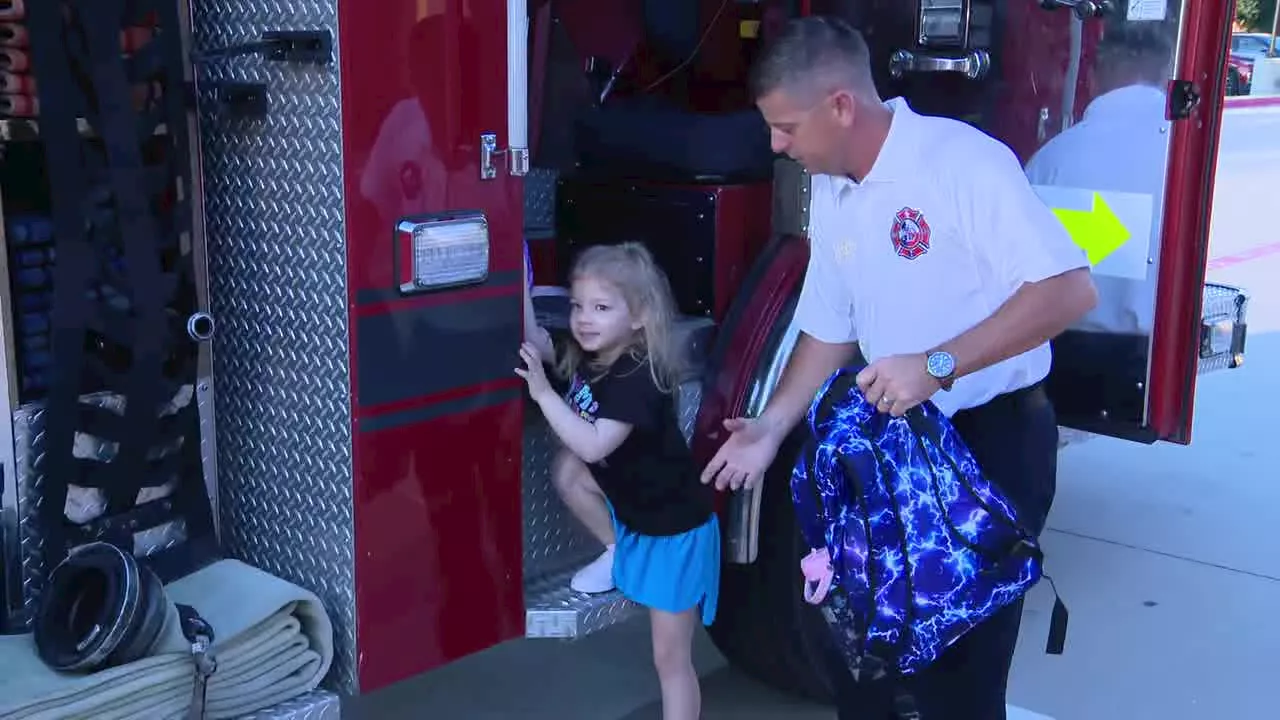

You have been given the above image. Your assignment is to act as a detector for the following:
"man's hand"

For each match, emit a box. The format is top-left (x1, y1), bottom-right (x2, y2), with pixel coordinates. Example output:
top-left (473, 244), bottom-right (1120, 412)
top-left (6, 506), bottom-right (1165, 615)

top-left (856, 353), bottom-right (939, 417)
top-left (700, 417), bottom-right (784, 492)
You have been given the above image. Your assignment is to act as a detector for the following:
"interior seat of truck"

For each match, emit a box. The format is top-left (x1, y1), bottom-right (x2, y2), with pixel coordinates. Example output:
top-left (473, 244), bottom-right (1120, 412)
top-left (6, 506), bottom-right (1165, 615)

top-left (523, 0), bottom-right (781, 437)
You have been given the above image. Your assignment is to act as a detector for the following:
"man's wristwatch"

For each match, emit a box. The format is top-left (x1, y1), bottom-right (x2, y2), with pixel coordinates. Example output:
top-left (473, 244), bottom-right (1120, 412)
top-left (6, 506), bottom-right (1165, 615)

top-left (926, 350), bottom-right (957, 391)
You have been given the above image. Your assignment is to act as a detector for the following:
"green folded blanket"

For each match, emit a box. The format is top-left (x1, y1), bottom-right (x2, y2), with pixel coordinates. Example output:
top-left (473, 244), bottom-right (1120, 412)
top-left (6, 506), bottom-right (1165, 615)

top-left (0, 559), bottom-right (334, 720)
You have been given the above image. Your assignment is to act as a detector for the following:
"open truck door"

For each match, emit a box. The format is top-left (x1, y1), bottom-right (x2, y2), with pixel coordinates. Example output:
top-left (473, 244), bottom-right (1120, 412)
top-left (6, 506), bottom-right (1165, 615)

top-left (1027, 0), bottom-right (1248, 445)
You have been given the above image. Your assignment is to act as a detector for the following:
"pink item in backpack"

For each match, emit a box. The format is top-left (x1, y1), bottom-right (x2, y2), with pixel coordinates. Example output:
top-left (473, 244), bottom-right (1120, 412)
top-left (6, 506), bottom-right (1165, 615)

top-left (801, 547), bottom-right (834, 605)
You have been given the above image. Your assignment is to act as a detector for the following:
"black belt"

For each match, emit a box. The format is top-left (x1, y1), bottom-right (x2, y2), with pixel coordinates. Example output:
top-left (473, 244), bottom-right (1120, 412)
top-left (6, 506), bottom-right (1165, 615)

top-left (955, 380), bottom-right (1050, 421)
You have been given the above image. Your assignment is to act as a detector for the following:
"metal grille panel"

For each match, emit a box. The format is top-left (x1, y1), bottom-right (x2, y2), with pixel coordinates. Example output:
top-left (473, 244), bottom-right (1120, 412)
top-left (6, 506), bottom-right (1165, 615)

top-left (190, 0), bottom-right (356, 696)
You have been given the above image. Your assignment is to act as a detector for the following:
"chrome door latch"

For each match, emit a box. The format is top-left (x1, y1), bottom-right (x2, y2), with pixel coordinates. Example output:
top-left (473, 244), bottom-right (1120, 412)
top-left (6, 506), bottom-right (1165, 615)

top-left (480, 133), bottom-right (529, 180)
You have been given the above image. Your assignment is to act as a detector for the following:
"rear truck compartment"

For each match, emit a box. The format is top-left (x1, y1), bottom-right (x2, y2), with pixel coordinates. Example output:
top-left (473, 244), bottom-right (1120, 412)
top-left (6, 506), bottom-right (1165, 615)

top-left (0, 0), bottom-right (1251, 716)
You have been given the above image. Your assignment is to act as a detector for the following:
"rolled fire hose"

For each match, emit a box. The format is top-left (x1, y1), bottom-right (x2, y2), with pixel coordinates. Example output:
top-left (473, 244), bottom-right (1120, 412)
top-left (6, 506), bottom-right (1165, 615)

top-left (32, 542), bottom-right (218, 718)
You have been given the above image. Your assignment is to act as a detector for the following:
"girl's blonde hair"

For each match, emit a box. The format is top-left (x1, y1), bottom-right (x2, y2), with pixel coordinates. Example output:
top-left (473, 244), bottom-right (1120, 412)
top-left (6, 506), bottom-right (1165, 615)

top-left (556, 242), bottom-right (685, 394)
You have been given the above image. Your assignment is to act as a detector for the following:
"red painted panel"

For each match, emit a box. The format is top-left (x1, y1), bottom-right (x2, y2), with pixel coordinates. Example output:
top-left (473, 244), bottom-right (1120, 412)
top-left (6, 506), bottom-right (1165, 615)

top-left (1148, 0), bottom-right (1232, 444)
top-left (339, 2), bottom-right (522, 296)
top-left (352, 397), bottom-right (525, 691)
top-left (694, 235), bottom-right (809, 477)
top-left (710, 181), bottom-right (774, 318)
top-left (337, 0), bottom-right (526, 692)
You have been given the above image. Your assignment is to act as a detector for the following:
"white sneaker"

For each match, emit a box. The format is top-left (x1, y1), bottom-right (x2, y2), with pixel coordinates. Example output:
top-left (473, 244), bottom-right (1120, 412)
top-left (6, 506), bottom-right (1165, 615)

top-left (570, 546), bottom-right (615, 594)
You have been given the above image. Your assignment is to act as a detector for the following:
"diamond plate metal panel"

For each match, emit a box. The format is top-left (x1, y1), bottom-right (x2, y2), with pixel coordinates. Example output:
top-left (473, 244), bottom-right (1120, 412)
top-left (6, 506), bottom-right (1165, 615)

top-left (243, 690), bottom-right (342, 720)
top-left (11, 402), bottom-right (38, 630)
top-left (525, 570), bottom-right (639, 639)
top-left (521, 416), bottom-right (599, 583)
top-left (190, 0), bottom-right (356, 697)
top-left (523, 167), bottom-right (559, 232)
top-left (13, 392), bottom-right (194, 629)
top-left (677, 381), bottom-right (701, 447)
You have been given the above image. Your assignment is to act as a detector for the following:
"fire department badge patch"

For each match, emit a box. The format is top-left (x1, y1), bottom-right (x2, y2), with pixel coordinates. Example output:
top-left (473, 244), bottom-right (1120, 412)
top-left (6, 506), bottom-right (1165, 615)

top-left (890, 207), bottom-right (931, 260)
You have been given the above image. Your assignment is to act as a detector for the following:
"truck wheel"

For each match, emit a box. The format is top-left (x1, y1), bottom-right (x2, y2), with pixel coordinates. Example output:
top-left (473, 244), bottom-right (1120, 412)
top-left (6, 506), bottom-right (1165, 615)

top-left (706, 427), bottom-right (836, 704)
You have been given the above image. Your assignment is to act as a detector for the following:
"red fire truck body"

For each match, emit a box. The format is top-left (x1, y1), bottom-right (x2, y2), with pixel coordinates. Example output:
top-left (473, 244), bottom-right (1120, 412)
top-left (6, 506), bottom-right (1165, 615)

top-left (0, 0), bottom-right (1249, 715)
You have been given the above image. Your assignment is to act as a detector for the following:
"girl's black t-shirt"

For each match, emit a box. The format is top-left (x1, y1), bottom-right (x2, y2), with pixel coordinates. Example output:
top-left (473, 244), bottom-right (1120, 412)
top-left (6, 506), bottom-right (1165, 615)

top-left (558, 354), bottom-right (714, 537)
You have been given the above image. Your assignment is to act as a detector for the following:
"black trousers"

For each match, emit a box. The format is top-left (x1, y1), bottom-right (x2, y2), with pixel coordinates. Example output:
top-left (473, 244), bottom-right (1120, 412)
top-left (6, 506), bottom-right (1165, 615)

top-left (829, 382), bottom-right (1060, 720)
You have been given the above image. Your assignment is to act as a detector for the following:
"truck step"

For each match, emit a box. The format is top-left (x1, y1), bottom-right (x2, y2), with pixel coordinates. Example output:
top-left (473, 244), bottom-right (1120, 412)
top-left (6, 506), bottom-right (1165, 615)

top-left (525, 569), bottom-right (640, 639)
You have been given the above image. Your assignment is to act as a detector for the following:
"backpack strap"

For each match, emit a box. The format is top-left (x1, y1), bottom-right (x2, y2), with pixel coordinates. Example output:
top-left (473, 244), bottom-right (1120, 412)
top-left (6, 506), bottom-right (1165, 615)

top-left (1042, 573), bottom-right (1069, 656)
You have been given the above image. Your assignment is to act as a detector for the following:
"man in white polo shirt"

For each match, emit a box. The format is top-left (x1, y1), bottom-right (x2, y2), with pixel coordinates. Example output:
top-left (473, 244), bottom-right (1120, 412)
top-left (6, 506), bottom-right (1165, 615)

top-left (700, 16), bottom-right (1098, 720)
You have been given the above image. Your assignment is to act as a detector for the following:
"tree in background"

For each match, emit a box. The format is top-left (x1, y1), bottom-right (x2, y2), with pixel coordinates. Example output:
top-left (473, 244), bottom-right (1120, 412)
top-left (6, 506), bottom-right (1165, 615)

top-left (1237, 0), bottom-right (1279, 31)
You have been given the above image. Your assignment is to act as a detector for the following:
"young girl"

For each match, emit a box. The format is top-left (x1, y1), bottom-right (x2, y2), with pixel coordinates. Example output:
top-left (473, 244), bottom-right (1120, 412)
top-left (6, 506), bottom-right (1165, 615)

top-left (516, 242), bottom-right (719, 720)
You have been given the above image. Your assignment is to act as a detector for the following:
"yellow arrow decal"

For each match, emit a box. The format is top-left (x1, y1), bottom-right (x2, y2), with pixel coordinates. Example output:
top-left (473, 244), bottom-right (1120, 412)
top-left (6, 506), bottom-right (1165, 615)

top-left (1050, 192), bottom-right (1131, 266)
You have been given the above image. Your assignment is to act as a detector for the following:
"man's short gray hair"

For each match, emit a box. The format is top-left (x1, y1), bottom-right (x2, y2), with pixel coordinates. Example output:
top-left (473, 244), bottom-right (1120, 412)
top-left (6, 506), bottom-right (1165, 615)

top-left (748, 15), bottom-right (875, 102)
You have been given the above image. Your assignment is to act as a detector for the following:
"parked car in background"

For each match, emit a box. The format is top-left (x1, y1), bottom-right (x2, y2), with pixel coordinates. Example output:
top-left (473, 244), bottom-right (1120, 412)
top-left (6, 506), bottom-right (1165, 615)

top-left (1228, 32), bottom-right (1280, 95)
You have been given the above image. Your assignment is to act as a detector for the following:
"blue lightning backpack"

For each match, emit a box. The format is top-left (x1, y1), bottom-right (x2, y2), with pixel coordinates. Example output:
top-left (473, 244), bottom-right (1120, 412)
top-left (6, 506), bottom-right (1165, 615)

top-left (791, 365), bottom-right (1067, 713)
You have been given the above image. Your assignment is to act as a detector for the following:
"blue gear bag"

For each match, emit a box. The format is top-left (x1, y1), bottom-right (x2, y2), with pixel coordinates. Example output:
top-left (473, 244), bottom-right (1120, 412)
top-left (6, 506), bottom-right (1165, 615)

top-left (791, 365), bottom-right (1067, 712)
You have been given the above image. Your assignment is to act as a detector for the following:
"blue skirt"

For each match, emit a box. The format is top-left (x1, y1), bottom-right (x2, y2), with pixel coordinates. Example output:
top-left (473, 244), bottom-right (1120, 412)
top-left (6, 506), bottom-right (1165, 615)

top-left (608, 503), bottom-right (721, 627)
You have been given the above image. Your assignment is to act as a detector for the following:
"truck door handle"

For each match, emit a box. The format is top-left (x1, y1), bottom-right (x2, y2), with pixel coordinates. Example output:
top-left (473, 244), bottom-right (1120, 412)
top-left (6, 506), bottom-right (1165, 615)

top-left (889, 49), bottom-right (991, 81)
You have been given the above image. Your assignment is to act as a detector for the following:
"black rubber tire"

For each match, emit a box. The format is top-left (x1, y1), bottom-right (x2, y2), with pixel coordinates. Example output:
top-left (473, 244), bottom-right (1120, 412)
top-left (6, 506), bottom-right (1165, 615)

top-left (706, 427), bottom-right (836, 704)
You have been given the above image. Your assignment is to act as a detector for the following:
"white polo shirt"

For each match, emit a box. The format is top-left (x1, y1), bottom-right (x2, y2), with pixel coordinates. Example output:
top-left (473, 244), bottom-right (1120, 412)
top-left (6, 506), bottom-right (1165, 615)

top-left (794, 97), bottom-right (1089, 416)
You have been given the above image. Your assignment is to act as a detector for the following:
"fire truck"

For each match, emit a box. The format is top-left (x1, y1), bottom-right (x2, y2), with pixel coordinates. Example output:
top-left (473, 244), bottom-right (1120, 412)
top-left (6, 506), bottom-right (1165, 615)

top-left (0, 0), bottom-right (1249, 716)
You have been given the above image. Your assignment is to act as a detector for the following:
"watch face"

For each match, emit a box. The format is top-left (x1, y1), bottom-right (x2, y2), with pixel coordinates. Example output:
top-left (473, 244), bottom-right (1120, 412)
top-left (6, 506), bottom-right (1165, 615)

top-left (928, 351), bottom-right (955, 379)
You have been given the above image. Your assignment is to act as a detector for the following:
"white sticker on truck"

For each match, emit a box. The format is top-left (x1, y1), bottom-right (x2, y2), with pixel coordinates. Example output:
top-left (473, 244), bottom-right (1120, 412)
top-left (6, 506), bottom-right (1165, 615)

top-left (1128, 0), bottom-right (1167, 22)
